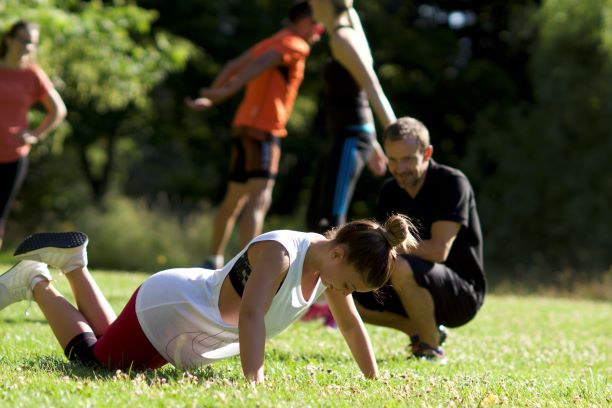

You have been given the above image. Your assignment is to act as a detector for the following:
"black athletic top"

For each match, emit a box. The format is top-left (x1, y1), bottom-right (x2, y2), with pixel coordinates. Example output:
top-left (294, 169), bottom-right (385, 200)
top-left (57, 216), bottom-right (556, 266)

top-left (378, 159), bottom-right (486, 293)
top-left (228, 252), bottom-right (284, 297)
top-left (324, 57), bottom-right (372, 132)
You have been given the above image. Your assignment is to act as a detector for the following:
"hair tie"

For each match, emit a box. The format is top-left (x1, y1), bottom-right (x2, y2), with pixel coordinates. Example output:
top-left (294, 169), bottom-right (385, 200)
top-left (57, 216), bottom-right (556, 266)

top-left (378, 226), bottom-right (393, 247)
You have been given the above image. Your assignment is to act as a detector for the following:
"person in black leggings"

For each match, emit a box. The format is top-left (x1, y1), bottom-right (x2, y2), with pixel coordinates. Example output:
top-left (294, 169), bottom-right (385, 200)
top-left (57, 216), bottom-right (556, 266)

top-left (307, 0), bottom-right (396, 233)
top-left (0, 159), bottom-right (28, 247)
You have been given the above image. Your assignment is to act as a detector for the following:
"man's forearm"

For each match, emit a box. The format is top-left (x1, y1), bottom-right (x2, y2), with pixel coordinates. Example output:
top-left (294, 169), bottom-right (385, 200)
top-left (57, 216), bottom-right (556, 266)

top-left (405, 240), bottom-right (448, 263)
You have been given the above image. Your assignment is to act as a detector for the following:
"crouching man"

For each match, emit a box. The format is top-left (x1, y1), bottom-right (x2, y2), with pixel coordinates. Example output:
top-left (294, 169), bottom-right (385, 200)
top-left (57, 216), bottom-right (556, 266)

top-left (353, 117), bottom-right (486, 360)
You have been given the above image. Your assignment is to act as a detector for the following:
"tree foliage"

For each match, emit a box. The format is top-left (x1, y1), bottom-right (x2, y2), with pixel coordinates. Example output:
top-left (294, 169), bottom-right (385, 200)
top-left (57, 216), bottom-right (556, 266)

top-left (464, 0), bottom-right (612, 270)
top-left (1, 0), bottom-right (197, 202)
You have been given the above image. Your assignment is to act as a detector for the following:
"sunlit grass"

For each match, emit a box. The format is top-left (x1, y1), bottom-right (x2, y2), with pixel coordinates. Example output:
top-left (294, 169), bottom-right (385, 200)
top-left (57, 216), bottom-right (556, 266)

top-left (0, 266), bottom-right (610, 407)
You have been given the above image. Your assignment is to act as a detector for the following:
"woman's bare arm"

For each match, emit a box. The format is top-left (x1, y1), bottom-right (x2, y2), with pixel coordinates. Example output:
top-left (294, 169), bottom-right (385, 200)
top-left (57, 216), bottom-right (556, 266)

top-left (238, 241), bottom-right (290, 383)
top-left (325, 289), bottom-right (378, 378)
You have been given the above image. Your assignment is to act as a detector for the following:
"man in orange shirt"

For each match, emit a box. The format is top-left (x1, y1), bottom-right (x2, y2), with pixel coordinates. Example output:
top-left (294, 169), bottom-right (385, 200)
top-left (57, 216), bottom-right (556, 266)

top-left (187, 2), bottom-right (322, 268)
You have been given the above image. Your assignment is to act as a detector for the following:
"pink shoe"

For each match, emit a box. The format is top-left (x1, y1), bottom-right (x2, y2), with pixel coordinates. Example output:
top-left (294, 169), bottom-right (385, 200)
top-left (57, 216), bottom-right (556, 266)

top-left (324, 313), bottom-right (337, 328)
top-left (320, 304), bottom-right (337, 329)
top-left (301, 304), bottom-right (327, 321)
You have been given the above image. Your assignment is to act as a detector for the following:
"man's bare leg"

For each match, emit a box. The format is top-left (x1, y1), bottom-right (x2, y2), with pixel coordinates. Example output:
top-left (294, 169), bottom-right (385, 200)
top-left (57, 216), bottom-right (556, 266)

top-left (209, 181), bottom-right (250, 265)
top-left (238, 178), bottom-right (274, 248)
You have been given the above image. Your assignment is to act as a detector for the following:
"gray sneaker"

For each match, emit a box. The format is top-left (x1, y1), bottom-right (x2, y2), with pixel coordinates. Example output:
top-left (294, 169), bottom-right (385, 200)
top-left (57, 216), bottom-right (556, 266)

top-left (0, 261), bottom-right (52, 311)
top-left (14, 232), bottom-right (88, 274)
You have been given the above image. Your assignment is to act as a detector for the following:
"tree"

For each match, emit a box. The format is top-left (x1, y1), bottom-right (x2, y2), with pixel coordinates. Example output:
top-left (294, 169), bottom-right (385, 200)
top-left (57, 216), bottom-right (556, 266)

top-left (463, 0), bottom-right (612, 271)
top-left (1, 0), bottom-right (196, 203)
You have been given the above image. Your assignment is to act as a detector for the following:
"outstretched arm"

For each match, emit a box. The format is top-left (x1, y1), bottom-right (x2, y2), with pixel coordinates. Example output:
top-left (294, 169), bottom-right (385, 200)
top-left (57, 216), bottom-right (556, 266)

top-left (325, 289), bottom-right (378, 379)
top-left (187, 49), bottom-right (283, 110)
top-left (210, 49), bottom-right (254, 89)
top-left (186, 51), bottom-right (251, 111)
top-left (238, 241), bottom-right (290, 383)
top-left (203, 50), bottom-right (283, 105)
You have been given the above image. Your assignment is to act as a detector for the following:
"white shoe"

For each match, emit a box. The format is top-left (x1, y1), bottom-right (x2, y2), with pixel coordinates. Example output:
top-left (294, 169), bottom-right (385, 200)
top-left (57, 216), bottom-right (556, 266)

top-left (0, 261), bottom-right (52, 311)
top-left (13, 232), bottom-right (89, 274)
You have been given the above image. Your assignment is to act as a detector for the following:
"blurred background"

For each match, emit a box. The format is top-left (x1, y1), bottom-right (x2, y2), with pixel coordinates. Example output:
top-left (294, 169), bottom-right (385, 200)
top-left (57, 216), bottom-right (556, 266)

top-left (1, 0), bottom-right (610, 294)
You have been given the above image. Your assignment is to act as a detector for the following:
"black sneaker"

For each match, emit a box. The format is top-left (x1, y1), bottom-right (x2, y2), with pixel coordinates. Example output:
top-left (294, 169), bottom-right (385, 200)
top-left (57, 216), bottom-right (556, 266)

top-left (409, 326), bottom-right (448, 357)
top-left (413, 342), bottom-right (446, 363)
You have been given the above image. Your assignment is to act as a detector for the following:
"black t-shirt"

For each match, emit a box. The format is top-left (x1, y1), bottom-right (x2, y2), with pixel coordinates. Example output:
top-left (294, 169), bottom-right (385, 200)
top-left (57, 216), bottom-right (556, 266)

top-left (378, 159), bottom-right (486, 292)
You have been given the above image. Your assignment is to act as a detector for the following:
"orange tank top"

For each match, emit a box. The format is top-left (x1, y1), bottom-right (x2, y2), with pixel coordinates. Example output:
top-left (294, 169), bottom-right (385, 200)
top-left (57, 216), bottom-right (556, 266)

top-left (232, 28), bottom-right (310, 138)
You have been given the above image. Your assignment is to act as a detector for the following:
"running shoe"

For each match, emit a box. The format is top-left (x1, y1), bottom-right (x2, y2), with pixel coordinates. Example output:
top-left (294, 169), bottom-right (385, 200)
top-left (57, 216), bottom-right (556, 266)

top-left (412, 341), bottom-right (446, 362)
top-left (14, 231), bottom-right (88, 274)
top-left (0, 261), bottom-right (51, 311)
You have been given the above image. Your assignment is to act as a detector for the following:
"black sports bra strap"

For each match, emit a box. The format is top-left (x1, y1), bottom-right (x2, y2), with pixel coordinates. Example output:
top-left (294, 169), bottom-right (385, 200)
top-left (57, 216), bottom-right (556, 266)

top-left (228, 253), bottom-right (251, 297)
top-left (228, 252), bottom-right (286, 298)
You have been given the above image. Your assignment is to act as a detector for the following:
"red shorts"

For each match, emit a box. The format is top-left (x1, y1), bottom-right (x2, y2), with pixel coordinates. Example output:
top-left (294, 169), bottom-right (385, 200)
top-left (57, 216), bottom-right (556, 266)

top-left (93, 287), bottom-right (167, 370)
top-left (228, 126), bottom-right (280, 182)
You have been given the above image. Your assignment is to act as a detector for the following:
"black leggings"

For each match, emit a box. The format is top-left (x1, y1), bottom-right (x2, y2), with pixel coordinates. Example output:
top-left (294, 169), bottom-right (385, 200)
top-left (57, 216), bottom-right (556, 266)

top-left (0, 157), bottom-right (28, 236)
top-left (306, 129), bottom-right (373, 233)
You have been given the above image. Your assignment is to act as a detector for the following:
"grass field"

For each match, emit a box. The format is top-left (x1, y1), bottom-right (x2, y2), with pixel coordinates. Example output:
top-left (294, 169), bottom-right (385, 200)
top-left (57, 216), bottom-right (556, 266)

top-left (0, 266), bottom-right (610, 407)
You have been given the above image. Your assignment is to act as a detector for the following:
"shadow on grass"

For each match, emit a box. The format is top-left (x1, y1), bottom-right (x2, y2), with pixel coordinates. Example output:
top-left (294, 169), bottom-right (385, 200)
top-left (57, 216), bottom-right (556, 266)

top-left (18, 355), bottom-right (241, 384)
top-left (1, 317), bottom-right (48, 324)
top-left (17, 349), bottom-right (363, 384)
top-left (11, 348), bottom-right (427, 388)
top-left (266, 349), bottom-right (355, 365)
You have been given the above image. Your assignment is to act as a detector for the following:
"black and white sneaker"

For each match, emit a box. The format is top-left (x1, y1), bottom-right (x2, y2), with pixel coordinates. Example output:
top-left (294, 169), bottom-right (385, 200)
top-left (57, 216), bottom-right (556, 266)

top-left (412, 342), bottom-right (447, 363)
top-left (14, 232), bottom-right (89, 274)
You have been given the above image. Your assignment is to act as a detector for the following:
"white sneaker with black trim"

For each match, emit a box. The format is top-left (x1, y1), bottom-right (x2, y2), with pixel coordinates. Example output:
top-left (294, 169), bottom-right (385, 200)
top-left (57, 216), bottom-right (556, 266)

top-left (0, 261), bottom-right (52, 311)
top-left (13, 232), bottom-right (89, 274)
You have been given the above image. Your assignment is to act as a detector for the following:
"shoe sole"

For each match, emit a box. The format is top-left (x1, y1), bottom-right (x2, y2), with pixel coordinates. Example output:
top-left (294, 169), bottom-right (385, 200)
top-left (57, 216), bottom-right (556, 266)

top-left (13, 232), bottom-right (88, 258)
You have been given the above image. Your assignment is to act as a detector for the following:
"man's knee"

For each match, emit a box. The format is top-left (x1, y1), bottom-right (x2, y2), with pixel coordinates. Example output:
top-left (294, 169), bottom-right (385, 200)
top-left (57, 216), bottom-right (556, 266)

top-left (217, 181), bottom-right (248, 209)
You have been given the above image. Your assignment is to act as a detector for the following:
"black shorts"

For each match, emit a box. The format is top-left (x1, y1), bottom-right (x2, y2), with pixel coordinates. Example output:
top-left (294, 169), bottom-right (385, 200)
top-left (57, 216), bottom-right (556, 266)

top-left (353, 255), bottom-right (484, 328)
top-left (228, 127), bottom-right (280, 183)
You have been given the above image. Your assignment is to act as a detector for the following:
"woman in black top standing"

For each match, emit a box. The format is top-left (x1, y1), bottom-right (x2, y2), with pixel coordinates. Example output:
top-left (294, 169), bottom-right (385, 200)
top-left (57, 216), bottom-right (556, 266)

top-left (306, 0), bottom-right (396, 233)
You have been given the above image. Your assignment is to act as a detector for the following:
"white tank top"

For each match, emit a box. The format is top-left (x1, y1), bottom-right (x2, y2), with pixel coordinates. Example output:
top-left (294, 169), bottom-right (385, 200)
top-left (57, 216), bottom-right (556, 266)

top-left (135, 230), bottom-right (326, 368)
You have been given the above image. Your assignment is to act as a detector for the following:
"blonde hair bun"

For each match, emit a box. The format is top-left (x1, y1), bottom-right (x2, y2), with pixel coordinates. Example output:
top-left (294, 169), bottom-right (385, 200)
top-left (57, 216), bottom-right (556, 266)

top-left (382, 214), bottom-right (418, 250)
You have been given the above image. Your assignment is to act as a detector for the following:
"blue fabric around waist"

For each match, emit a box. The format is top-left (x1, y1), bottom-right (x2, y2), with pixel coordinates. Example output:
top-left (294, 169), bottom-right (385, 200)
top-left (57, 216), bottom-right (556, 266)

top-left (345, 123), bottom-right (375, 133)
